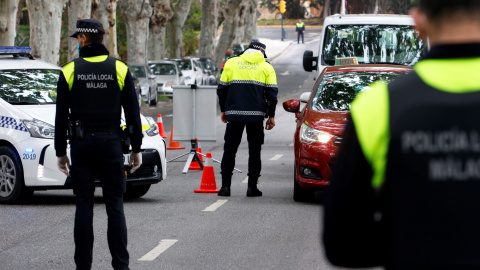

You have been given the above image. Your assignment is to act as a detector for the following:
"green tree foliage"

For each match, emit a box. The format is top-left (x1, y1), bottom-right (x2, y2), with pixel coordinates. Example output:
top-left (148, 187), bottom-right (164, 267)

top-left (181, 0), bottom-right (201, 56)
top-left (286, 0), bottom-right (303, 18)
top-left (116, 8), bottom-right (128, 61)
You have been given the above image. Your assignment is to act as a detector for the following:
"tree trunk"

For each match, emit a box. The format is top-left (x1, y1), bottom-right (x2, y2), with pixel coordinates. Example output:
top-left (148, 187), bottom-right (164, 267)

top-left (166, 0), bottom-right (194, 58)
top-left (92, 0), bottom-right (119, 58)
top-left (68, 0), bottom-right (92, 61)
top-left (233, 1), bottom-right (247, 45)
top-left (198, 0), bottom-right (217, 58)
top-left (26, 0), bottom-right (65, 65)
top-left (213, 0), bottom-right (242, 69)
top-left (0, 0), bottom-right (20, 46)
top-left (148, 0), bottom-right (172, 60)
top-left (322, 0), bottom-right (330, 19)
top-left (118, 0), bottom-right (152, 65)
top-left (243, 0), bottom-right (257, 43)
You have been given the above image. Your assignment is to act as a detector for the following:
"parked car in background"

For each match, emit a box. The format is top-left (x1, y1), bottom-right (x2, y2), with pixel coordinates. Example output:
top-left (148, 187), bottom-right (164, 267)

top-left (283, 62), bottom-right (412, 202)
top-left (131, 72), bottom-right (142, 107)
top-left (129, 63), bottom-right (158, 106)
top-left (231, 43), bottom-right (247, 56)
top-left (172, 58), bottom-right (204, 85)
top-left (148, 60), bottom-right (183, 98)
top-left (221, 50), bottom-right (234, 73)
top-left (193, 57), bottom-right (218, 85)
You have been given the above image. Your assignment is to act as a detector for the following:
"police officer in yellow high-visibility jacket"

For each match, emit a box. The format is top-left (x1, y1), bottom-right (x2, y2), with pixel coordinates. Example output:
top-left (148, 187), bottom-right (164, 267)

top-left (323, 0), bottom-right (480, 269)
top-left (55, 19), bottom-right (142, 270)
top-left (296, 19), bottom-right (305, 44)
top-left (217, 41), bottom-right (278, 197)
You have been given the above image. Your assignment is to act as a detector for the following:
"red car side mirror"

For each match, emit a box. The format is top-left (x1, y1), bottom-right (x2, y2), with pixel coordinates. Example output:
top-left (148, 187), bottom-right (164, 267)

top-left (283, 99), bottom-right (301, 113)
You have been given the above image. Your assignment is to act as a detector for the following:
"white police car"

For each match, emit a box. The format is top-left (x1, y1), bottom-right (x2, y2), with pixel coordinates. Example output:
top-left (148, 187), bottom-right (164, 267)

top-left (0, 47), bottom-right (166, 204)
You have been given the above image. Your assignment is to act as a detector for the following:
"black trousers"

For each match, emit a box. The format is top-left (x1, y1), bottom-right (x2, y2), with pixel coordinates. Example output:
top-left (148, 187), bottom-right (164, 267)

top-left (70, 131), bottom-right (129, 270)
top-left (297, 31), bottom-right (304, 43)
top-left (220, 121), bottom-right (264, 187)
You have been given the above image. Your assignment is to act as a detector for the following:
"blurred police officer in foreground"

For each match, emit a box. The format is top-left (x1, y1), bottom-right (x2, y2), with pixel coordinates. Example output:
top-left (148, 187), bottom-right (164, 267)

top-left (217, 42), bottom-right (278, 197)
top-left (55, 19), bottom-right (142, 270)
top-left (323, 1), bottom-right (480, 269)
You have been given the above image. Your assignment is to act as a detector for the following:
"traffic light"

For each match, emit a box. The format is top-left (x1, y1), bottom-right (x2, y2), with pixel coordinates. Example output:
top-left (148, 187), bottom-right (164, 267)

top-left (280, 0), bottom-right (286, 14)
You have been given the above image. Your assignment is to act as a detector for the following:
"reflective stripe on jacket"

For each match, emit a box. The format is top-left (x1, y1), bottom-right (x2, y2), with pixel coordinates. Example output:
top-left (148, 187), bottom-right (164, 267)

top-left (217, 51), bottom-right (278, 122)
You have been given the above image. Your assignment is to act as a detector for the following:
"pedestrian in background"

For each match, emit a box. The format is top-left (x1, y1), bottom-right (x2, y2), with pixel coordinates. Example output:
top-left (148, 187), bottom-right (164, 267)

top-left (55, 19), bottom-right (142, 270)
top-left (217, 41), bottom-right (278, 197)
top-left (323, 0), bottom-right (480, 269)
top-left (296, 19), bottom-right (305, 44)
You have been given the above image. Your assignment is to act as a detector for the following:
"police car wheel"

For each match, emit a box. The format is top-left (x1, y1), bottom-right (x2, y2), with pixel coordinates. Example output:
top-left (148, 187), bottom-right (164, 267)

top-left (293, 163), bottom-right (314, 202)
top-left (124, 184), bottom-right (151, 199)
top-left (0, 146), bottom-right (32, 204)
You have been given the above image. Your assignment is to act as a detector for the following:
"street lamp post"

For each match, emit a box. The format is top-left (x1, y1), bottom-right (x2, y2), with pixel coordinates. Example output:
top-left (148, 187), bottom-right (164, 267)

top-left (280, 0), bottom-right (286, 41)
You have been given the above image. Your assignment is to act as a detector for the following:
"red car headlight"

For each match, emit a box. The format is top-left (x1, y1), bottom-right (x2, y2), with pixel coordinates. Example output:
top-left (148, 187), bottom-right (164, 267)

top-left (299, 122), bottom-right (334, 144)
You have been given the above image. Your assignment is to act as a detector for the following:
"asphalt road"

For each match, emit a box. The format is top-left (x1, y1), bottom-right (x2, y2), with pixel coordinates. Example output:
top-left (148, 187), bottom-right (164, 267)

top-left (0, 26), bottom-right (379, 270)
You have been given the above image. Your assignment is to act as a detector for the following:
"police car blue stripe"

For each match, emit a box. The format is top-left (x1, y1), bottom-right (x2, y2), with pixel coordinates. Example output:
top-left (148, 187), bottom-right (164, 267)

top-left (0, 116), bottom-right (28, 132)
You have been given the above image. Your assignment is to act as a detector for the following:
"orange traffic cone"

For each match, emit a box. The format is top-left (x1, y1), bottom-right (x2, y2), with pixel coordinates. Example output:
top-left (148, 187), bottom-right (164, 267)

top-left (157, 114), bottom-right (167, 138)
top-left (189, 138), bottom-right (203, 170)
top-left (188, 154), bottom-right (202, 170)
top-left (196, 139), bottom-right (204, 162)
top-left (194, 153), bottom-right (219, 193)
top-left (166, 124), bottom-right (185, 150)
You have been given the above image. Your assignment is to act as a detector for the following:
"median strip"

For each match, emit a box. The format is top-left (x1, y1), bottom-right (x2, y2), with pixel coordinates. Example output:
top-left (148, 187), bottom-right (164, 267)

top-left (270, 154), bottom-right (283, 161)
top-left (138, 239), bottom-right (178, 261)
top-left (203, 200), bottom-right (228, 212)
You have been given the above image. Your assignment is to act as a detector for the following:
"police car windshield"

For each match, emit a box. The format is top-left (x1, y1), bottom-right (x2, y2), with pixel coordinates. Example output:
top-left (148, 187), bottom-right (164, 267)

top-left (0, 69), bottom-right (60, 104)
top-left (323, 25), bottom-right (425, 66)
top-left (311, 71), bottom-right (404, 111)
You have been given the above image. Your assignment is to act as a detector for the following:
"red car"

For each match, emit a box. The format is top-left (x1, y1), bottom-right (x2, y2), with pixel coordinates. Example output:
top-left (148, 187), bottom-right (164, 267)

top-left (283, 64), bottom-right (412, 202)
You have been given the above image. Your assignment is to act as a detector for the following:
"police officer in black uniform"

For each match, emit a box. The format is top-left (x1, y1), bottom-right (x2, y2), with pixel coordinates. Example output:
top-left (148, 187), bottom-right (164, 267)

top-left (217, 42), bottom-right (278, 197)
top-left (55, 19), bottom-right (142, 270)
top-left (323, 1), bottom-right (480, 269)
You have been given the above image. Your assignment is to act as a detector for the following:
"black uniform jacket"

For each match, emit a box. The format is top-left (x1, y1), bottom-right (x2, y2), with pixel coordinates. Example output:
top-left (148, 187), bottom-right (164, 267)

top-left (55, 43), bottom-right (142, 157)
top-left (323, 43), bottom-right (480, 269)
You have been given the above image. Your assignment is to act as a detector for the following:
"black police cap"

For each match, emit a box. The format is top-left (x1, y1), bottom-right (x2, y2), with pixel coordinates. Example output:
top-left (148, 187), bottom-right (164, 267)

top-left (69, 19), bottom-right (105, 38)
top-left (248, 41), bottom-right (266, 51)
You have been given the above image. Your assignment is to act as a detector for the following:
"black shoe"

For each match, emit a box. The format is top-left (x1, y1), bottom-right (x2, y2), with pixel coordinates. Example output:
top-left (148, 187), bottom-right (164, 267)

top-left (218, 186), bottom-right (230, 196)
top-left (247, 187), bottom-right (262, 197)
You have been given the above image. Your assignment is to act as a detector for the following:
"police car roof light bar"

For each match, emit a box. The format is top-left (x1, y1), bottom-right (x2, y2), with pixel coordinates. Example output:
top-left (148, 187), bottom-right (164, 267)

top-left (0, 46), bottom-right (34, 59)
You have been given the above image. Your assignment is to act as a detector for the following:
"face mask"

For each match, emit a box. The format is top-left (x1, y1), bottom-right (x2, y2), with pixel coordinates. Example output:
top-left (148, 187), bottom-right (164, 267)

top-left (77, 44), bottom-right (80, 54)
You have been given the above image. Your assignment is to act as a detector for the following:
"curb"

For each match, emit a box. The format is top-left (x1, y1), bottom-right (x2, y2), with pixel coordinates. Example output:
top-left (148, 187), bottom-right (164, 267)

top-left (269, 41), bottom-right (295, 62)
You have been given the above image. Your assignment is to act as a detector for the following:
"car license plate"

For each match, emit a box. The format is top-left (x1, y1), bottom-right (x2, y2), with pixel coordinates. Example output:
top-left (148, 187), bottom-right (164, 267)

top-left (123, 153), bottom-right (130, 165)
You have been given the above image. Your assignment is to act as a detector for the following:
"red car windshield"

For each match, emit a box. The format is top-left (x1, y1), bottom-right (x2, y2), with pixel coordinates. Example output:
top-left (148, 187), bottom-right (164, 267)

top-left (310, 71), bottom-right (405, 111)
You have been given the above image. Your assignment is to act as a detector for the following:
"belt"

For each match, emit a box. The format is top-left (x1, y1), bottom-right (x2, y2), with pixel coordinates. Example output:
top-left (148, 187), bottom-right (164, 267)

top-left (84, 125), bottom-right (121, 133)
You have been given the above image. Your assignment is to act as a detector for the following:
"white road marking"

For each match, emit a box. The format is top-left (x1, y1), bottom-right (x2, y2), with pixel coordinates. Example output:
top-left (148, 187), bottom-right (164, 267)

top-left (242, 177), bottom-right (248, 183)
top-left (279, 71), bottom-right (290, 76)
top-left (203, 200), bottom-right (228, 212)
top-left (164, 114), bottom-right (173, 117)
top-left (138, 239), bottom-right (178, 261)
top-left (288, 143), bottom-right (294, 147)
top-left (270, 154), bottom-right (283, 161)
